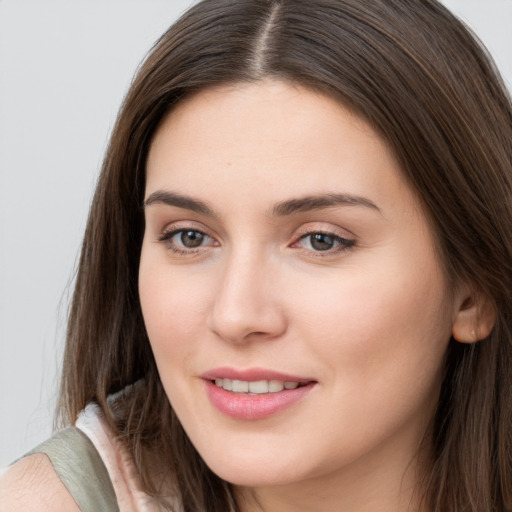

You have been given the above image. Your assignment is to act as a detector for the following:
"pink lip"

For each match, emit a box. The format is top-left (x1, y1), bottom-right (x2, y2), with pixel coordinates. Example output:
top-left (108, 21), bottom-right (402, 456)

top-left (201, 367), bottom-right (314, 383)
top-left (202, 367), bottom-right (317, 421)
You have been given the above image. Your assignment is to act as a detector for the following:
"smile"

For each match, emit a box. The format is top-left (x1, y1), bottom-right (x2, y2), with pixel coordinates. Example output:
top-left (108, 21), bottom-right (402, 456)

top-left (214, 378), bottom-right (301, 394)
top-left (203, 370), bottom-right (316, 420)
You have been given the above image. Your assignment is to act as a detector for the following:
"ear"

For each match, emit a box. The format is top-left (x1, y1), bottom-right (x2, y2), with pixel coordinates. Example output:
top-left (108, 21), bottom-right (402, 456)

top-left (451, 288), bottom-right (496, 343)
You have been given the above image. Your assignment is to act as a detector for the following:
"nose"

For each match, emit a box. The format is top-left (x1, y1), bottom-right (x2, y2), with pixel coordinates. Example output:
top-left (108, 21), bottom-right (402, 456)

top-left (207, 249), bottom-right (287, 344)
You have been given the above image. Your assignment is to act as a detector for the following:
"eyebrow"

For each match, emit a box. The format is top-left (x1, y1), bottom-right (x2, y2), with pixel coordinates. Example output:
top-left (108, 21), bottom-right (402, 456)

top-left (144, 190), bottom-right (217, 217)
top-left (144, 190), bottom-right (380, 217)
top-left (271, 193), bottom-right (380, 216)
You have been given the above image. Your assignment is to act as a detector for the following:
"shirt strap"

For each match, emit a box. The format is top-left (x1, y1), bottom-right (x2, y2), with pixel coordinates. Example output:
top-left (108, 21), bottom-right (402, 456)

top-left (25, 427), bottom-right (119, 512)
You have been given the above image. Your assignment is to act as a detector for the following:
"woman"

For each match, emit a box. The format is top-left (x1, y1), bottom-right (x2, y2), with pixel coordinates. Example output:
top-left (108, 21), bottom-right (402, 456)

top-left (1, 0), bottom-right (512, 511)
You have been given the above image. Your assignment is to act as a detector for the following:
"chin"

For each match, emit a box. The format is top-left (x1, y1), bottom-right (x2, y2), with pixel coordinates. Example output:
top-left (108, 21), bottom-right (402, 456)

top-left (196, 443), bottom-right (316, 488)
top-left (209, 463), bottom-right (300, 488)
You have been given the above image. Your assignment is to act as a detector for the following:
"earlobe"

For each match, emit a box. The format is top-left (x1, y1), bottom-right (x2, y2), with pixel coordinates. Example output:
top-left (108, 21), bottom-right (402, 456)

top-left (451, 291), bottom-right (496, 343)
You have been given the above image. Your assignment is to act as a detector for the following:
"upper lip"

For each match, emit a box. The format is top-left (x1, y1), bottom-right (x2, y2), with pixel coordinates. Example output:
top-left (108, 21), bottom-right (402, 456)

top-left (201, 367), bottom-right (316, 383)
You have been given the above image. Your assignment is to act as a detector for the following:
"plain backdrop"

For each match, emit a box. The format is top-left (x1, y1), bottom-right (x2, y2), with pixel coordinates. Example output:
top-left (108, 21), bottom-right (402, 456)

top-left (0, 0), bottom-right (511, 466)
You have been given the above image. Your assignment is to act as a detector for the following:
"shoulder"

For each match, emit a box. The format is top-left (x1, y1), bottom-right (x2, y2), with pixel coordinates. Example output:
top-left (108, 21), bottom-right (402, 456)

top-left (0, 453), bottom-right (80, 512)
top-left (0, 424), bottom-right (120, 512)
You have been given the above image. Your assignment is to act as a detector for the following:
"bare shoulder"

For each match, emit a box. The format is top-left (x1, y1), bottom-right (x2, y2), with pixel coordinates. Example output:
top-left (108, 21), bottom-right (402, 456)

top-left (0, 454), bottom-right (80, 512)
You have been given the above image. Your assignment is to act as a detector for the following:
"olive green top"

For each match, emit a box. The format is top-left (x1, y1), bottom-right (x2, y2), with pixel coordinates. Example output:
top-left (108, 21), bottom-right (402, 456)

top-left (25, 427), bottom-right (119, 512)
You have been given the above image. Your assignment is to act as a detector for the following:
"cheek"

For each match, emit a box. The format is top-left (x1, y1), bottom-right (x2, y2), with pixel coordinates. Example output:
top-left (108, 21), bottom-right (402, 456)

top-left (138, 256), bottom-right (212, 367)
top-left (280, 260), bottom-right (452, 464)
top-left (290, 252), bottom-right (452, 390)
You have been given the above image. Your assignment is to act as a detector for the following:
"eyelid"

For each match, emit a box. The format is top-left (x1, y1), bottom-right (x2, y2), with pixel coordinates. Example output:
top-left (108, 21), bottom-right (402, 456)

top-left (158, 227), bottom-right (212, 243)
top-left (158, 220), bottom-right (216, 239)
top-left (290, 223), bottom-right (356, 255)
top-left (292, 222), bottom-right (356, 242)
top-left (156, 221), bottom-right (220, 253)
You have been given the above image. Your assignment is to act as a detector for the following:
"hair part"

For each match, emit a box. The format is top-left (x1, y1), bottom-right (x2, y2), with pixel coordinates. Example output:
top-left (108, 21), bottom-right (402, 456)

top-left (59, 1), bottom-right (512, 511)
top-left (250, 0), bottom-right (280, 75)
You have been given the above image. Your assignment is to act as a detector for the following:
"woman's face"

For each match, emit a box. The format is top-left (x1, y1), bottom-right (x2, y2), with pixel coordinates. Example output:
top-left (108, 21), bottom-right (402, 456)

top-left (140, 80), bottom-right (459, 497)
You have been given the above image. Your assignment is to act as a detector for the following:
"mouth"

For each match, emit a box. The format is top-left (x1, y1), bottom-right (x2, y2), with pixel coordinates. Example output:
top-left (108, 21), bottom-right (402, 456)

top-left (202, 368), bottom-right (316, 420)
top-left (212, 378), bottom-right (305, 394)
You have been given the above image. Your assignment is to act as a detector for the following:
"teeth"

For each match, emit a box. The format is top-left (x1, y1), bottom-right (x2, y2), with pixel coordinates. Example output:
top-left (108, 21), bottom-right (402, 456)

top-left (215, 378), bottom-right (232, 390)
top-left (214, 378), bottom-right (302, 394)
top-left (249, 380), bottom-right (268, 394)
top-left (269, 380), bottom-right (284, 392)
top-left (232, 380), bottom-right (249, 393)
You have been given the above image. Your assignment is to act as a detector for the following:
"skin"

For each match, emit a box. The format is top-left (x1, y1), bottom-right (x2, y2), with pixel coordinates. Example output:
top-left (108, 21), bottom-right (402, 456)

top-left (139, 80), bottom-right (471, 512)
top-left (0, 454), bottom-right (80, 511)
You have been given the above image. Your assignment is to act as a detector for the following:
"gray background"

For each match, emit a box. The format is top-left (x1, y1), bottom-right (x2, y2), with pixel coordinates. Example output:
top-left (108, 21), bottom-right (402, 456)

top-left (1, 0), bottom-right (511, 466)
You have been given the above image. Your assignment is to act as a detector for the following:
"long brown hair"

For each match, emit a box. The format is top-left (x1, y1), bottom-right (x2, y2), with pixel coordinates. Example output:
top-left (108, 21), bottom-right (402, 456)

top-left (59, 1), bottom-right (512, 510)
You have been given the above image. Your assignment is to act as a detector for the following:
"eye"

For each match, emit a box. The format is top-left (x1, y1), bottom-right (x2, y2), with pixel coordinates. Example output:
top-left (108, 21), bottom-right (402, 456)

top-left (158, 228), bottom-right (216, 252)
top-left (296, 232), bottom-right (354, 253)
top-left (175, 230), bottom-right (208, 248)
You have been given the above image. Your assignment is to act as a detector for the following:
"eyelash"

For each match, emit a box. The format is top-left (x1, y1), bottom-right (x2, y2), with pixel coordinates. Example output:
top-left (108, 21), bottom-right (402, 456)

top-left (157, 227), bottom-right (355, 257)
top-left (158, 228), bottom-right (217, 255)
top-left (294, 231), bottom-right (355, 256)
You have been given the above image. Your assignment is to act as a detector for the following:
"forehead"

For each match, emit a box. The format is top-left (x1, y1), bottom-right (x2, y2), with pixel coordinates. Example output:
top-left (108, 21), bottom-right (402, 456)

top-left (145, 80), bottom-right (417, 219)
top-left (150, 81), bottom-right (381, 158)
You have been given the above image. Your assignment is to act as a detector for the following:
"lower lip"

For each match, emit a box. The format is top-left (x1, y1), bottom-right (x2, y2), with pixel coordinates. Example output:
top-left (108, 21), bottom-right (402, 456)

top-left (204, 380), bottom-right (315, 420)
